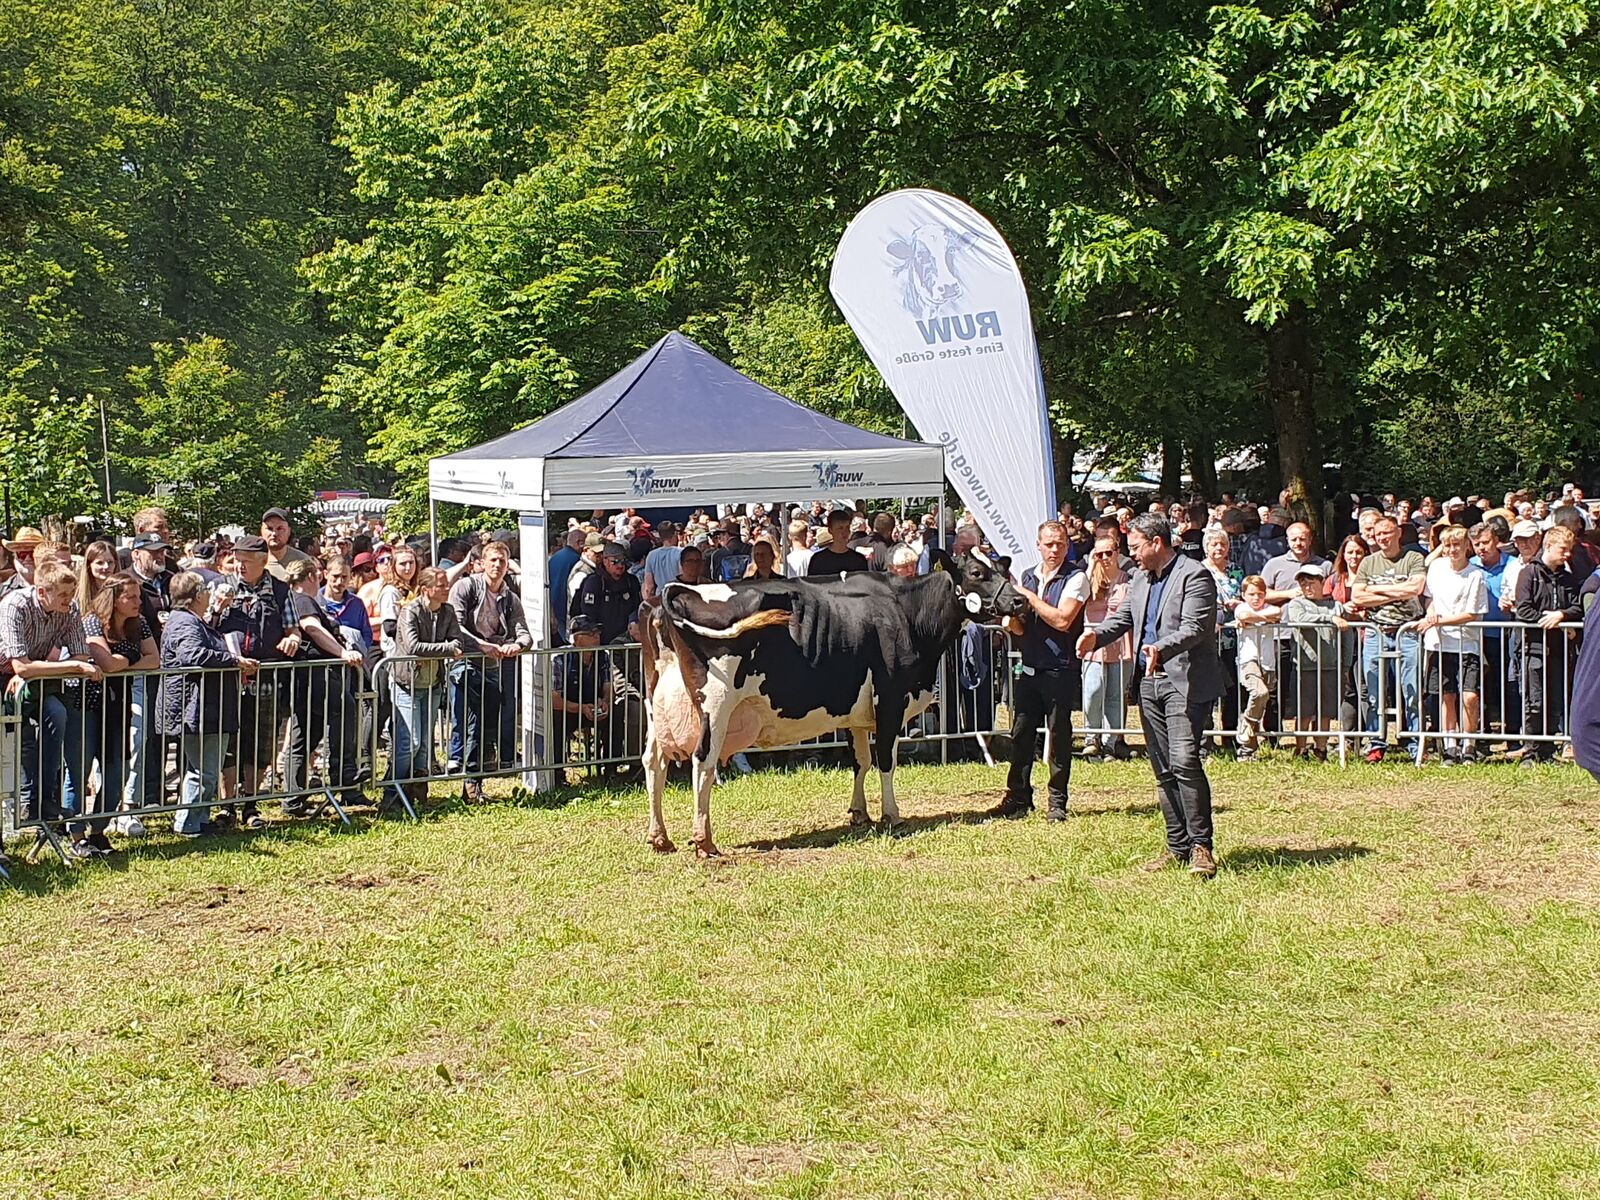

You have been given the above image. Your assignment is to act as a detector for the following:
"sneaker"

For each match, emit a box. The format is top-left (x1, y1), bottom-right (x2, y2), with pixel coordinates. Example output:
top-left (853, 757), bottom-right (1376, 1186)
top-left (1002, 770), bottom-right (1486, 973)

top-left (88, 831), bottom-right (116, 856)
top-left (243, 810), bottom-right (266, 831)
top-left (68, 838), bottom-right (98, 860)
top-left (280, 798), bottom-right (314, 819)
top-left (1189, 845), bottom-right (1217, 878)
top-left (211, 807), bottom-right (235, 829)
top-left (1109, 740), bottom-right (1133, 761)
top-left (445, 759), bottom-right (462, 774)
top-left (462, 780), bottom-right (484, 803)
top-left (985, 791), bottom-right (1034, 820)
top-left (731, 752), bottom-right (754, 775)
top-left (1045, 796), bottom-right (1069, 822)
top-left (1364, 747), bottom-right (1385, 765)
top-left (112, 814), bottom-right (147, 838)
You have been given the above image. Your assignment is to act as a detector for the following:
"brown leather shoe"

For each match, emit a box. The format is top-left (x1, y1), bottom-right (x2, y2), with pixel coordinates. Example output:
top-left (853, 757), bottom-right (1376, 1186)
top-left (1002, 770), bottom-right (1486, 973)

top-left (1139, 849), bottom-right (1186, 873)
top-left (1188, 845), bottom-right (1217, 878)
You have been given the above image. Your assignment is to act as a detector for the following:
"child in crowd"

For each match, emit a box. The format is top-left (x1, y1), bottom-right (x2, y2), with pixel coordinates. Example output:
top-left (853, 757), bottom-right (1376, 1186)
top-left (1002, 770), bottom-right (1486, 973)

top-left (1232, 575), bottom-right (1281, 758)
top-left (1282, 563), bottom-right (1353, 760)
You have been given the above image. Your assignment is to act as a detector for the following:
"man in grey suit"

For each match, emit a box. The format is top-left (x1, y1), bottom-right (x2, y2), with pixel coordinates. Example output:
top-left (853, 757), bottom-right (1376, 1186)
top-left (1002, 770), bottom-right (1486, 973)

top-left (1076, 513), bottom-right (1224, 876)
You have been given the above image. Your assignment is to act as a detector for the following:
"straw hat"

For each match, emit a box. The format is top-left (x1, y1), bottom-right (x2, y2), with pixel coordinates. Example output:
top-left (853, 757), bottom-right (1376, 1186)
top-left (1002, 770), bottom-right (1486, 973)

top-left (3, 527), bottom-right (44, 552)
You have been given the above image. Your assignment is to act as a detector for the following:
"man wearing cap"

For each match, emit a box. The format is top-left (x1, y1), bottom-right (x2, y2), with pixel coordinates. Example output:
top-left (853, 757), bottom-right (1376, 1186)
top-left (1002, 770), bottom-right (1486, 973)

top-left (806, 509), bottom-right (870, 577)
top-left (567, 533), bottom-right (605, 617)
top-left (1353, 515), bottom-right (1428, 763)
top-left (552, 614), bottom-right (626, 767)
top-left (1261, 521), bottom-right (1329, 737)
top-left (214, 534), bottom-right (296, 827)
top-left (576, 540), bottom-right (642, 645)
top-left (260, 508), bottom-right (314, 583)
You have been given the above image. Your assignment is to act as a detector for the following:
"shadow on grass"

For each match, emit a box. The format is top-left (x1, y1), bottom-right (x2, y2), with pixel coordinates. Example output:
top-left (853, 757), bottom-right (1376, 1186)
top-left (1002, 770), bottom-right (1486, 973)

top-left (736, 807), bottom-right (995, 851)
top-left (1224, 842), bottom-right (1374, 871)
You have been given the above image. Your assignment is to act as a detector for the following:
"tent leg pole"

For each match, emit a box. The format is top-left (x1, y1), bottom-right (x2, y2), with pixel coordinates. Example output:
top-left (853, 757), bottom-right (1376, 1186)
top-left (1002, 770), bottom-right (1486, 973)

top-left (429, 497), bottom-right (438, 565)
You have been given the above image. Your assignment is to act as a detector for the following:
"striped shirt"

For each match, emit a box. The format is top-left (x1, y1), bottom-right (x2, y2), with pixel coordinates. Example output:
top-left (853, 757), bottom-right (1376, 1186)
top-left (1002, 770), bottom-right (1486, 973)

top-left (0, 587), bottom-right (88, 672)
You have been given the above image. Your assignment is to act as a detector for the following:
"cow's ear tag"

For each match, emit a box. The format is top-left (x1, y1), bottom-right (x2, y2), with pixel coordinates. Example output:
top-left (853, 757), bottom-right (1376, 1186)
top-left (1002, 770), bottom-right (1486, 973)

top-left (963, 592), bottom-right (982, 614)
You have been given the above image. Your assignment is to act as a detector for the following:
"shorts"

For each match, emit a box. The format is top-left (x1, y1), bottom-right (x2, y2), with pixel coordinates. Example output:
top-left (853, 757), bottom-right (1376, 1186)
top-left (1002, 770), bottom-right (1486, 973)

top-left (1294, 666), bottom-right (1340, 721)
top-left (1427, 651), bottom-right (1481, 696)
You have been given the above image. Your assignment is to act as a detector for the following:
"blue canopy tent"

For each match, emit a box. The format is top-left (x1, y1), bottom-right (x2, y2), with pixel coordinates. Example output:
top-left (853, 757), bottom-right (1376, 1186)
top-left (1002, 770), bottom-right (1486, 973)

top-left (426, 331), bottom-right (949, 789)
top-left (428, 331), bottom-right (946, 511)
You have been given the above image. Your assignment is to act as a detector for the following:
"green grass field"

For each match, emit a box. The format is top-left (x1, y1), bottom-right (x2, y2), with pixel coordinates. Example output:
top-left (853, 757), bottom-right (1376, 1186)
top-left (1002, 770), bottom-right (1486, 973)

top-left (2, 756), bottom-right (1598, 1198)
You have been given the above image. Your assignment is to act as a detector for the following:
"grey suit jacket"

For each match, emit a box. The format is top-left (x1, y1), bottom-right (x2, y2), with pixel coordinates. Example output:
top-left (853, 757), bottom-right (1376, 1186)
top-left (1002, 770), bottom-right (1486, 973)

top-left (1090, 551), bottom-right (1223, 704)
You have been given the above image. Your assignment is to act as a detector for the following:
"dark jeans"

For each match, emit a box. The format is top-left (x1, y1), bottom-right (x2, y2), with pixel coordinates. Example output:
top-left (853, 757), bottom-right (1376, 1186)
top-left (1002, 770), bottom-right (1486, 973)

top-left (450, 656), bottom-right (520, 776)
top-left (1522, 640), bottom-right (1576, 759)
top-left (1140, 675), bottom-right (1215, 856)
top-left (284, 662), bottom-right (359, 794)
top-left (1006, 667), bottom-right (1079, 804)
top-left (1480, 635), bottom-right (1519, 740)
top-left (1216, 644), bottom-right (1239, 747)
top-left (17, 685), bottom-right (89, 835)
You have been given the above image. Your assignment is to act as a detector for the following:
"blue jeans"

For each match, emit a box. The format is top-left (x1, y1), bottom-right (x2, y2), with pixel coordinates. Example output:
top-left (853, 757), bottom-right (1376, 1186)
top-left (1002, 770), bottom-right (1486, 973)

top-left (389, 680), bottom-right (440, 782)
top-left (176, 733), bottom-right (228, 835)
top-left (83, 709), bottom-right (127, 834)
top-left (19, 687), bottom-right (88, 835)
top-left (1362, 629), bottom-right (1420, 754)
top-left (448, 657), bottom-right (519, 775)
top-left (1082, 659), bottom-right (1127, 740)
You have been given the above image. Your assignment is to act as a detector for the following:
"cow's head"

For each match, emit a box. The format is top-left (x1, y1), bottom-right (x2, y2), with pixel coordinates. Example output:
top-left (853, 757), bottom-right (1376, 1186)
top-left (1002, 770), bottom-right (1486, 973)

top-left (931, 547), bottom-right (1025, 621)
top-left (887, 224), bottom-right (973, 317)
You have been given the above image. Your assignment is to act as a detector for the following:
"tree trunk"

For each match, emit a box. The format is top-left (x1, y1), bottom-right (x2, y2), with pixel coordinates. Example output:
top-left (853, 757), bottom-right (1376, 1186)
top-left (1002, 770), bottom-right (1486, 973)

top-left (1051, 424), bottom-right (1076, 513)
top-left (1160, 431), bottom-right (1183, 499)
top-left (1267, 303), bottom-right (1323, 541)
top-left (1188, 432), bottom-right (1218, 501)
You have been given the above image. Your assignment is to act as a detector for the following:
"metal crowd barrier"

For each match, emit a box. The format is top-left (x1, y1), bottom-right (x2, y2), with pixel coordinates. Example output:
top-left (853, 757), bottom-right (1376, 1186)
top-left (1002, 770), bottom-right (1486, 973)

top-left (0, 617), bottom-right (1586, 868)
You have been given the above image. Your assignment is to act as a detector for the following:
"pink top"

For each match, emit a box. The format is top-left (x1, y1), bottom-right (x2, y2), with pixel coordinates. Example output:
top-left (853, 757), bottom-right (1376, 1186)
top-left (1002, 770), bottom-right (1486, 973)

top-left (1082, 577), bottom-right (1133, 663)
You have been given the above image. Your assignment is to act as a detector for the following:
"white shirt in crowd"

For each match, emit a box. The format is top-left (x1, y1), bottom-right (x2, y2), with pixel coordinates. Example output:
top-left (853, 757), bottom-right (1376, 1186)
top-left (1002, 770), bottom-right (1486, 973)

top-left (785, 546), bottom-right (813, 578)
top-left (1423, 559), bottom-right (1489, 653)
top-left (1236, 603), bottom-right (1282, 666)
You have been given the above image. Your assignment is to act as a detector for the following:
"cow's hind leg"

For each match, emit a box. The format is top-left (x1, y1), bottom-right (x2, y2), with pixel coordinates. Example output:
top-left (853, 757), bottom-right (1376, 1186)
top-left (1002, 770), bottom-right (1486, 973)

top-left (876, 697), bottom-right (907, 830)
top-left (644, 732), bottom-right (674, 853)
top-left (848, 727), bottom-right (872, 827)
top-left (691, 683), bottom-right (730, 858)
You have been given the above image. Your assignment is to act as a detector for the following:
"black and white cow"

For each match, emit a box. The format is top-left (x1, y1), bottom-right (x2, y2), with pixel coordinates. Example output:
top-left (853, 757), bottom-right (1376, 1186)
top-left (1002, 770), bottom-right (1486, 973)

top-left (638, 551), bottom-right (1025, 856)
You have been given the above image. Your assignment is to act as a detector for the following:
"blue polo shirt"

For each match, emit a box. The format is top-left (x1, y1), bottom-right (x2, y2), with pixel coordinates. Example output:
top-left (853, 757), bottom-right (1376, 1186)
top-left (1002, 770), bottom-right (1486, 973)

top-left (1470, 552), bottom-right (1509, 638)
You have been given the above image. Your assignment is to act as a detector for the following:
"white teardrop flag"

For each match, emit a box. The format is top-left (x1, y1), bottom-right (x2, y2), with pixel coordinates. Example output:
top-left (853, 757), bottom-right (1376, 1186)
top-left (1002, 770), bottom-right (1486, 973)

top-left (829, 188), bottom-right (1055, 571)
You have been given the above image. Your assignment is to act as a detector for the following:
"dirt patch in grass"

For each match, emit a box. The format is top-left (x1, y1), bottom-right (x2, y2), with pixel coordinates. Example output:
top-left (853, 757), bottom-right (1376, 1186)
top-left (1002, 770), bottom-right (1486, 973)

top-left (209, 1050), bottom-right (316, 1091)
top-left (320, 870), bottom-right (433, 890)
top-left (385, 1027), bottom-right (483, 1086)
top-left (679, 1141), bottom-right (833, 1188)
top-left (1439, 844), bottom-right (1600, 911)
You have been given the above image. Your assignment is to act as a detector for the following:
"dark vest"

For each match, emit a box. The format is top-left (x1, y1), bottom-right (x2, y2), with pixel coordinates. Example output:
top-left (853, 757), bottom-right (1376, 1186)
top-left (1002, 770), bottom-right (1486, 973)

top-left (1019, 565), bottom-right (1085, 673)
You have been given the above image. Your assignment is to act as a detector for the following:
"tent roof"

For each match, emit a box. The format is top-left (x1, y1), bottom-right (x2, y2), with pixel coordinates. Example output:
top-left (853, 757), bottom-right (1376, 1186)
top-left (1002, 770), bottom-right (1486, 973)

top-left (443, 331), bottom-right (921, 461)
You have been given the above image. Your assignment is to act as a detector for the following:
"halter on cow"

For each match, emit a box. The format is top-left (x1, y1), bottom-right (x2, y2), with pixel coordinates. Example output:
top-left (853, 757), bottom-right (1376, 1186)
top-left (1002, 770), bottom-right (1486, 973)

top-left (638, 549), bottom-right (1026, 856)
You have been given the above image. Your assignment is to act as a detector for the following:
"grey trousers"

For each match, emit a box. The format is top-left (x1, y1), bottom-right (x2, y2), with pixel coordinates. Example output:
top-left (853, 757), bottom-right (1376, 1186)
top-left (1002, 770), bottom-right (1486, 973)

top-left (1139, 673), bottom-right (1215, 855)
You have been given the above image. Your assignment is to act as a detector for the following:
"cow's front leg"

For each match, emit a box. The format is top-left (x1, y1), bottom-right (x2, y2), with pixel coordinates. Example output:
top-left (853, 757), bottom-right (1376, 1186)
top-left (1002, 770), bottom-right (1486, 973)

top-left (848, 726), bottom-right (872, 827)
top-left (643, 734), bottom-right (674, 853)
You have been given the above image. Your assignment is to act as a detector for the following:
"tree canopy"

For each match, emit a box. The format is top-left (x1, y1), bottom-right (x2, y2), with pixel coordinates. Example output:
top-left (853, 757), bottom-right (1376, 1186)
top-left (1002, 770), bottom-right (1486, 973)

top-left (2, 0), bottom-right (1597, 534)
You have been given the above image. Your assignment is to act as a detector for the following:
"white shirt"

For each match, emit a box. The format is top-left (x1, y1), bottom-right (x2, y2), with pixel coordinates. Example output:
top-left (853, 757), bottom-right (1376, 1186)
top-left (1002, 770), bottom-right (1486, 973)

top-left (1236, 603), bottom-right (1281, 666)
top-left (785, 547), bottom-right (813, 578)
top-left (1423, 559), bottom-right (1488, 652)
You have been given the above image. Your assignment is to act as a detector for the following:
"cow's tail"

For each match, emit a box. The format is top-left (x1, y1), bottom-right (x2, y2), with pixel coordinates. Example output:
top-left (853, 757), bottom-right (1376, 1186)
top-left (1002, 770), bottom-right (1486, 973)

top-left (670, 608), bottom-right (792, 641)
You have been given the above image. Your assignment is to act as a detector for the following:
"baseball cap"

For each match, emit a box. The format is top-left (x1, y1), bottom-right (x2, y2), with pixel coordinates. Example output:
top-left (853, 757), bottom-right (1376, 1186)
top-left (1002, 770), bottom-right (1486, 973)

top-left (132, 533), bottom-right (169, 552)
top-left (261, 507), bottom-right (292, 525)
top-left (601, 541), bottom-right (627, 561)
top-left (1512, 520), bottom-right (1542, 540)
top-left (351, 551), bottom-right (376, 569)
top-left (583, 532), bottom-right (606, 550)
top-left (188, 541), bottom-right (216, 562)
top-left (568, 615), bottom-right (599, 634)
top-left (233, 534), bottom-right (269, 554)
top-left (1294, 562), bottom-right (1328, 580)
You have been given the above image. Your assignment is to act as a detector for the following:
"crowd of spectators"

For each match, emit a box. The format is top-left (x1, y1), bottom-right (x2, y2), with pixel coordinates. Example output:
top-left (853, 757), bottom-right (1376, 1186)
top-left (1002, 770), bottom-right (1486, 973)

top-left (0, 480), bottom-right (1595, 865)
